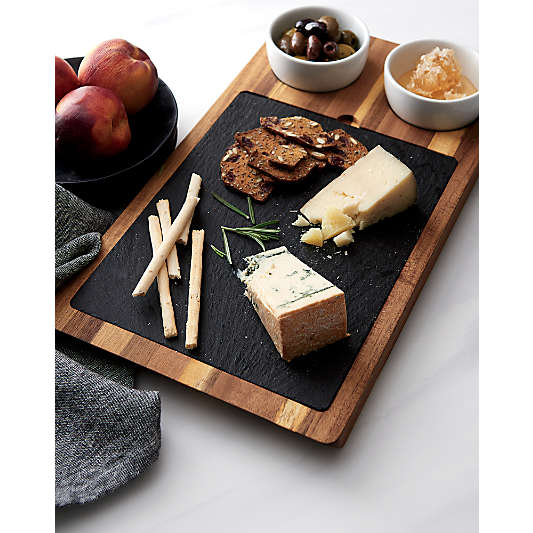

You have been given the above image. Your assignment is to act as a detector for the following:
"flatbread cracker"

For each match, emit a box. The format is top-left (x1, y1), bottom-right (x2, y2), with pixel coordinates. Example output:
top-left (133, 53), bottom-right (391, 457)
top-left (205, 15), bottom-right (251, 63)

top-left (325, 129), bottom-right (369, 169)
top-left (247, 152), bottom-right (320, 183)
top-left (235, 128), bottom-right (307, 168)
top-left (220, 144), bottom-right (274, 202)
top-left (260, 116), bottom-right (337, 149)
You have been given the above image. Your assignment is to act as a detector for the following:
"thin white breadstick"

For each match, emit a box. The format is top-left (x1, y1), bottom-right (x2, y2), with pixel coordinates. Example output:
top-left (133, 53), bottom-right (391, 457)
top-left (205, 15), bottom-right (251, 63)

top-left (156, 199), bottom-right (181, 279)
top-left (148, 216), bottom-right (178, 338)
top-left (185, 229), bottom-right (205, 349)
top-left (177, 173), bottom-right (202, 245)
top-left (133, 196), bottom-right (200, 297)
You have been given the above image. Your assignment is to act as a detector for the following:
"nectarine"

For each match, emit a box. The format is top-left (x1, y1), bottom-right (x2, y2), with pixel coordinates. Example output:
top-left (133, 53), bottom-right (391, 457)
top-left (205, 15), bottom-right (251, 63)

top-left (56, 86), bottom-right (131, 158)
top-left (55, 56), bottom-right (80, 105)
top-left (78, 39), bottom-right (158, 114)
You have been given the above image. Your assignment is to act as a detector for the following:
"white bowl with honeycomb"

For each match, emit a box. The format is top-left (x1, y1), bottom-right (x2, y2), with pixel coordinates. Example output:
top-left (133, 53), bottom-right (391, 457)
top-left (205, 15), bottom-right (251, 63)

top-left (384, 39), bottom-right (479, 131)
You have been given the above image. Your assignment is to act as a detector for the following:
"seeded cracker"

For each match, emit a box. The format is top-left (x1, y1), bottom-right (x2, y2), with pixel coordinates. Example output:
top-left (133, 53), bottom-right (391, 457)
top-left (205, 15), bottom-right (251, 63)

top-left (247, 150), bottom-right (321, 183)
top-left (324, 129), bottom-right (368, 169)
top-left (220, 143), bottom-right (274, 202)
top-left (235, 128), bottom-right (307, 168)
top-left (260, 116), bottom-right (337, 149)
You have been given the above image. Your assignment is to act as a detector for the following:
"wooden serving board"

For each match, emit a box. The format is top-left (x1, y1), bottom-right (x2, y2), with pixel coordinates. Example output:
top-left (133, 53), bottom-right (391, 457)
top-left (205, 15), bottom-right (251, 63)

top-left (56, 38), bottom-right (479, 446)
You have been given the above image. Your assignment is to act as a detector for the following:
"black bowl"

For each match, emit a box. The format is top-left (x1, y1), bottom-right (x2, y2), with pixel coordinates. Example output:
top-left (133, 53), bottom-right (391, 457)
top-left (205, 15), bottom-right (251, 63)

top-left (55, 57), bottom-right (178, 208)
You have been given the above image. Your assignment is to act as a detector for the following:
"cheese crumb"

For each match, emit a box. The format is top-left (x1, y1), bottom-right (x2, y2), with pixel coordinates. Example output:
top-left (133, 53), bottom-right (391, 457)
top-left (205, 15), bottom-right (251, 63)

top-left (301, 227), bottom-right (324, 247)
top-left (321, 207), bottom-right (356, 240)
top-left (292, 214), bottom-right (310, 227)
top-left (333, 230), bottom-right (354, 247)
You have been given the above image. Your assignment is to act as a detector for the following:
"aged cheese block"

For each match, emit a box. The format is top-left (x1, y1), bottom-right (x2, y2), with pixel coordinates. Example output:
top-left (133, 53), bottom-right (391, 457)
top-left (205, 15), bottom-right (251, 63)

top-left (300, 145), bottom-right (417, 229)
top-left (239, 247), bottom-right (348, 361)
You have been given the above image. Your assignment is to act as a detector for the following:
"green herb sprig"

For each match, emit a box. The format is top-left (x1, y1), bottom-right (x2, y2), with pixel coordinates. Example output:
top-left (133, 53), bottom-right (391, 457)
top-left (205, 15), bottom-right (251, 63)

top-left (221, 228), bottom-right (232, 265)
top-left (247, 196), bottom-right (256, 224)
top-left (210, 193), bottom-right (281, 263)
top-left (221, 221), bottom-right (280, 253)
top-left (210, 244), bottom-right (226, 259)
top-left (211, 192), bottom-right (249, 220)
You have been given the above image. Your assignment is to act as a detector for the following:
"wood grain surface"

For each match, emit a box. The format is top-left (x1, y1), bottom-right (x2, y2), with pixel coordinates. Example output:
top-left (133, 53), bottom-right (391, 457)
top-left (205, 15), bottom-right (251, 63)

top-left (55, 38), bottom-right (479, 446)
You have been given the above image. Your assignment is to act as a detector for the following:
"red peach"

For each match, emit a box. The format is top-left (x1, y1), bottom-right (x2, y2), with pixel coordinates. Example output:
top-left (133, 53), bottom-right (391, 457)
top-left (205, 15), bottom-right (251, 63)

top-left (55, 56), bottom-right (80, 105)
top-left (78, 39), bottom-right (158, 114)
top-left (55, 86), bottom-right (131, 158)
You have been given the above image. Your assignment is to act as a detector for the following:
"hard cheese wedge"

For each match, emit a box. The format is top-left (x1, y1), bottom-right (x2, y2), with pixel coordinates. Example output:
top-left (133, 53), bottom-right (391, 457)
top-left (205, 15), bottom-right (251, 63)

top-left (239, 247), bottom-right (347, 362)
top-left (300, 145), bottom-right (417, 229)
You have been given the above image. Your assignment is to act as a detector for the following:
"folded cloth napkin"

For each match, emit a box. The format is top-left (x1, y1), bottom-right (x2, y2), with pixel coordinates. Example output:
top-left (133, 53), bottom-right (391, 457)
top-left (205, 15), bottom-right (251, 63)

top-left (55, 185), bottom-right (161, 507)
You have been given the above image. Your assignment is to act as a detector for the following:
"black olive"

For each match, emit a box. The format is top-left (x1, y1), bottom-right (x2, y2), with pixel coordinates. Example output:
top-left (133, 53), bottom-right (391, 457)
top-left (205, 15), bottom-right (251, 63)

top-left (303, 20), bottom-right (327, 40)
top-left (279, 34), bottom-right (292, 55)
top-left (290, 31), bottom-right (307, 56)
top-left (307, 35), bottom-right (322, 61)
top-left (323, 40), bottom-right (337, 60)
top-left (295, 18), bottom-right (314, 32)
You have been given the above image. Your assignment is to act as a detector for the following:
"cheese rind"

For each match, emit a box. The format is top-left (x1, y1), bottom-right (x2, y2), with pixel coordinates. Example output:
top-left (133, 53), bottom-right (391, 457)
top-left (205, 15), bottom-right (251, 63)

top-left (300, 145), bottom-right (417, 229)
top-left (240, 247), bottom-right (347, 361)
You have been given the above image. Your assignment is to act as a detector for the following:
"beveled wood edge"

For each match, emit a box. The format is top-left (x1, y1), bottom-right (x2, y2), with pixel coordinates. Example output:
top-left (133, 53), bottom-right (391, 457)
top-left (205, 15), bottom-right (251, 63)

top-left (56, 41), bottom-right (479, 446)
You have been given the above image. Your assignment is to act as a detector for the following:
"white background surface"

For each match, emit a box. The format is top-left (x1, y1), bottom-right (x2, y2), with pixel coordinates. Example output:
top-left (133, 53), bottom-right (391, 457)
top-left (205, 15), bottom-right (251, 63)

top-left (54, 1), bottom-right (478, 531)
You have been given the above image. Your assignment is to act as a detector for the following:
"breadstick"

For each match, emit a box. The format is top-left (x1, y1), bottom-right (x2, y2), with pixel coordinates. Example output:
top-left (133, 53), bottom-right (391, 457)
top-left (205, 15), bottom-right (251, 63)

top-left (156, 199), bottom-right (181, 279)
top-left (185, 229), bottom-right (205, 349)
top-left (133, 196), bottom-right (199, 297)
top-left (177, 173), bottom-right (202, 245)
top-left (148, 216), bottom-right (178, 338)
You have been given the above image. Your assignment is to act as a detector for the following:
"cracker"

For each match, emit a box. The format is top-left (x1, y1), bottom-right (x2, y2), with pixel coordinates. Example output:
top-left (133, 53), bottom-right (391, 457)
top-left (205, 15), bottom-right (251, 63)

top-left (220, 144), bottom-right (274, 202)
top-left (247, 151), bottom-right (320, 183)
top-left (260, 116), bottom-right (337, 149)
top-left (325, 129), bottom-right (369, 169)
top-left (235, 128), bottom-right (307, 168)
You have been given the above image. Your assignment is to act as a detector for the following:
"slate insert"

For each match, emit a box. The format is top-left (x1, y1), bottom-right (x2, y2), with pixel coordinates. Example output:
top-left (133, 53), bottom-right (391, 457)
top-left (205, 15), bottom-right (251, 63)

top-left (71, 91), bottom-right (457, 411)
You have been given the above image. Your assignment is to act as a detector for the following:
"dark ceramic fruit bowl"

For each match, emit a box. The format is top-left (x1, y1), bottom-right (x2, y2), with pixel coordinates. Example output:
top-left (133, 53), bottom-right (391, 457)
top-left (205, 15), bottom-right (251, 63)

top-left (55, 57), bottom-right (178, 207)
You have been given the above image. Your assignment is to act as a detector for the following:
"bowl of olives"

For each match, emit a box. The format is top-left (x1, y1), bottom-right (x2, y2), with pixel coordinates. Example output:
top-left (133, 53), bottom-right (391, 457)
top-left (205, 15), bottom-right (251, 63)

top-left (266, 6), bottom-right (369, 92)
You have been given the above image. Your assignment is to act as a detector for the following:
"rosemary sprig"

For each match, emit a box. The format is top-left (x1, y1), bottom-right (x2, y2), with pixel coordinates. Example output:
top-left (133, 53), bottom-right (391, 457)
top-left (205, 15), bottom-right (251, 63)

top-left (211, 188), bottom-right (281, 261)
top-left (221, 228), bottom-right (232, 265)
top-left (211, 192), bottom-right (249, 220)
top-left (247, 196), bottom-right (256, 224)
top-left (210, 244), bottom-right (226, 258)
top-left (221, 223), bottom-right (281, 253)
top-left (248, 220), bottom-right (279, 228)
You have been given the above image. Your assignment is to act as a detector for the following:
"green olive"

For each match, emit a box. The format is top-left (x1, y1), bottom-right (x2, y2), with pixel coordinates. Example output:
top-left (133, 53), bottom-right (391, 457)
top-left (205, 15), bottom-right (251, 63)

top-left (294, 55), bottom-right (308, 61)
top-left (318, 15), bottom-right (340, 41)
top-left (340, 30), bottom-right (359, 50)
top-left (283, 27), bottom-right (296, 39)
top-left (337, 43), bottom-right (356, 59)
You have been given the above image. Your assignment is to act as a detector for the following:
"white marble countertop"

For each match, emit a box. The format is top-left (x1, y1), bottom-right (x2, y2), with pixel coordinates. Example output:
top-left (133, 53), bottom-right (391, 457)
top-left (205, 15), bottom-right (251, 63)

top-left (55, 1), bottom-right (478, 531)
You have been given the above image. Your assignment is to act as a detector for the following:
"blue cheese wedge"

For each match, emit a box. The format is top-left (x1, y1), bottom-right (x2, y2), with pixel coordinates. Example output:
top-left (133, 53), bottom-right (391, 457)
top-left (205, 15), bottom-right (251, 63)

top-left (300, 145), bottom-right (417, 230)
top-left (239, 246), bottom-right (347, 361)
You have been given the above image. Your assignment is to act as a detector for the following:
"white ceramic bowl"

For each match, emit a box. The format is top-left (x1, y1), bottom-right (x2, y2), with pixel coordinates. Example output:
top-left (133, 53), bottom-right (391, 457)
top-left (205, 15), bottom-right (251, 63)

top-left (266, 6), bottom-right (370, 93)
top-left (384, 39), bottom-right (479, 131)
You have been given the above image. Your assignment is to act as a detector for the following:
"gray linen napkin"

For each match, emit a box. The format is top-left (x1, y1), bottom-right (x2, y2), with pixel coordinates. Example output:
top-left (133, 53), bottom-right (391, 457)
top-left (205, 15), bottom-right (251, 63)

top-left (55, 185), bottom-right (161, 507)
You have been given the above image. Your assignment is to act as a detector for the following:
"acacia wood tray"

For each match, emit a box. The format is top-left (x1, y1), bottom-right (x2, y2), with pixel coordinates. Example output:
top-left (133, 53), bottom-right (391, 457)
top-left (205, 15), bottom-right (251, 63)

top-left (55, 38), bottom-right (479, 446)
